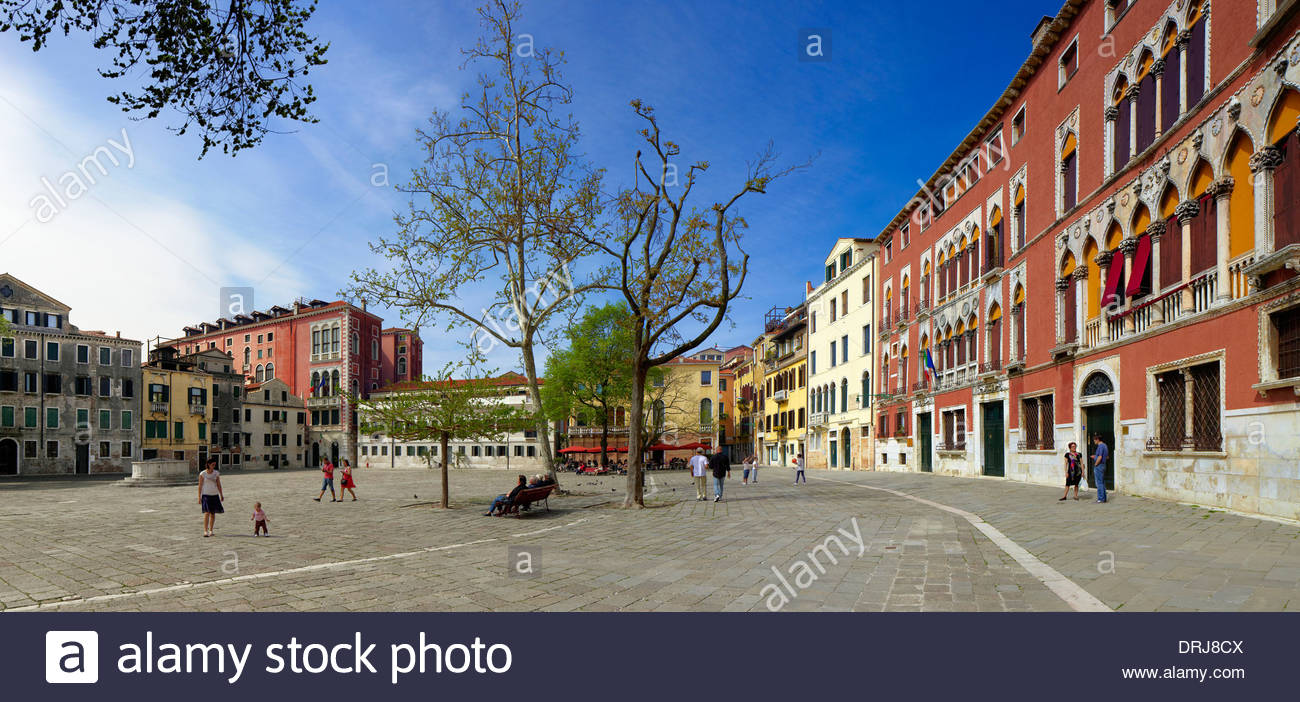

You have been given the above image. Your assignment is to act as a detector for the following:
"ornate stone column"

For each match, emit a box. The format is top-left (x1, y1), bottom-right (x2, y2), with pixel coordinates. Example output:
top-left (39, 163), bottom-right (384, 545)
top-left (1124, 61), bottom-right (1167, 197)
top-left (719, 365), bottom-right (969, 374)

top-left (1211, 177), bottom-right (1234, 303)
top-left (1119, 237), bottom-right (1140, 332)
top-left (1127, 84), bottom-right (1142, 159)
top-left (1175, 199), bottom-right (1201, 314)
top-left (1104, 105), bottom-right (1120, 176)
top-left (1072, 267), bottom-right (1089, 344)
top-left (1148, 220), bottom-right (1167, 323)
top-left (1177, 30), bottom-right (1191, 113)
top-left (1095, 249), bottom-right (1114, 341)
top-left (1152, 57), bottom-right (1167, 138)
top-left (1055, 277), bottom-right (1071, 343)
top-left (1250, 146), bottom-right (1284, 256)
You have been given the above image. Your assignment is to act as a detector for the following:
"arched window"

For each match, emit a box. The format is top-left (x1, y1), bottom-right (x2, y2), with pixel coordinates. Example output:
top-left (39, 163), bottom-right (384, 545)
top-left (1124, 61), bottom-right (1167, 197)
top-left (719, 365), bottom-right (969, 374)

top-left (900, 346), bottom-right (910, 388)
top-left (1061, 253), bottom-right (1078, 342)
top-left (255, 364), bottom-right (264, 383)
top-left (700, 398), bottom-right (713, 426)
top-left (1112, 77), bottom-right (1131, 173)
top-left (936, 252), bottom-right (947, 298)
top-left (331, 369), bottom-right (340, 395)
top-left (830, 380), bottom-right (838, 414)
top-left (884, 286), bottom-right (893, 322)
top-left (987, 207), bottom-right (1003, 270)
top-left (1082, 372), bottom-right (1114, 396)
top-left (966, 315), bottom-right (979, 364)
top-left (1270, 90), bottom-right (1300, 248)
top-left (1159, 21), bottom-right (1181, 132)
top-left (1013, 185), bottom-right (1027, 249)
top-left (1135, 51), bottom-right (1157, 154)
top-left (1126, 205), bottom-right (1153, 299)
top-left (957, 238), bottom-right (968, 288)
top-left (1185, 4), bottom-right (1206, 108)
top-left (861, 370), bottom-right (870, 405)
top-left (1188, 158), bottom-right (1217, 275)
top-left (311, 371), bottom-right (321, 397)
top-left (1013, 285), bottom-right (1026, 360)
top-left (1226, 131), bottom-right (1256, 259)
top-left (988, 304), bottom-right (1003, 368)
top-left (955, 322), bottom-right (967, 366)
top-left (1061, 132), bottom-right (1078, 212)
top-left (901, 275), bottom-right (911, 311)
top-left (1101, 222), bottom-right (1126, 310)
top-left (1159, 185), bottom-right (1181, 291)
top-left (243, 347), bottom-right (251, 368)
top-left (398, 357), bottom-right (407, 376)
top-left (351, 331), bottom-right (359, 355)
top-left (921, 260), bottom-right (932, 306)
top-left (840, 378), bottom-right (848, 412)
top-left (265, 362), bottom-right (275, 381)
top-left (653, 400), bottom-right (666, 430)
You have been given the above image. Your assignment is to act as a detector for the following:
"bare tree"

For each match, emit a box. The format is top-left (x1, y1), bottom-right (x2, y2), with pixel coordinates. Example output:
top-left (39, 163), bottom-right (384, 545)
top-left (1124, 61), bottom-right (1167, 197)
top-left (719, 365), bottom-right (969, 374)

top-left (347, 0), bottom-right (603, 479)
top-left (586, 101), bottom-right (805, 507)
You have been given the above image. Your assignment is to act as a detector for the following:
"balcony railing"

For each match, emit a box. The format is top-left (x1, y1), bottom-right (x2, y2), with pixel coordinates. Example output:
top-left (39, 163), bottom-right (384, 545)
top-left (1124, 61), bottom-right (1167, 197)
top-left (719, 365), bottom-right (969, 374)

top-left (894, 308), bottom-right (910, 326)
top-left (911, 379), bottom-right (930, 393)
top-left (189, 403), bottom-right (206, 415)
top-left (978, 360), bottom-right (1001, 374)
top-left (937, 440), bottom-right (966, 451)
top-left (810, 411), bottom-right (828, 426)
top-left (149, 402), bottom-right (168, 414)
top-left (1016, 439), bottom-right (1055, 451)
top-left (773, 389), bottom-right (789, 402)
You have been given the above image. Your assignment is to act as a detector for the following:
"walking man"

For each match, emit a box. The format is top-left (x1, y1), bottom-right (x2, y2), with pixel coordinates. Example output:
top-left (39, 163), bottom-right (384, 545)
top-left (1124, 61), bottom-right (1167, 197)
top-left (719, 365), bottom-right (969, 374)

top-left (708, 447), bottom-right (731, 502)
top-left (1091, 433), bottom-right (1109, 503)
top-left (746, 454), bottom-right (759, 483)
top-left (689, 448), bottom-right (709, 501)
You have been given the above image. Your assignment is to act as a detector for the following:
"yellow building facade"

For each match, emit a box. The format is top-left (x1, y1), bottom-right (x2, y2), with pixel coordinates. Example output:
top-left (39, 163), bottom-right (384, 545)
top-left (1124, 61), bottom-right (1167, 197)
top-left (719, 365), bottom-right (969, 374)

top-left (142, 348), bottom-right (213, 471)
top-left (757, 305), bottom-right (808, 466)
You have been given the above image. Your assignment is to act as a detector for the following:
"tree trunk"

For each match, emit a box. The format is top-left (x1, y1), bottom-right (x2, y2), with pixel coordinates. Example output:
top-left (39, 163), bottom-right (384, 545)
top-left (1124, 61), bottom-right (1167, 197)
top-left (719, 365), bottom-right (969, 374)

top-left (520, 341), bottom-right (557, 481)
top-left (600, 410), bottom-right (610, 467)
top-left (440, 430), bottom-right (450, 509)
top-left (625, 360), bottom-right (648, 507)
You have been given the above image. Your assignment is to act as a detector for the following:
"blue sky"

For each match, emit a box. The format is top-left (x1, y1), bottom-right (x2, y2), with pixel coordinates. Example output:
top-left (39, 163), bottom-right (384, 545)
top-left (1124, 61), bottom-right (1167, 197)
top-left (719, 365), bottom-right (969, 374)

top-left (0, 0), bottom-right (1059, 370)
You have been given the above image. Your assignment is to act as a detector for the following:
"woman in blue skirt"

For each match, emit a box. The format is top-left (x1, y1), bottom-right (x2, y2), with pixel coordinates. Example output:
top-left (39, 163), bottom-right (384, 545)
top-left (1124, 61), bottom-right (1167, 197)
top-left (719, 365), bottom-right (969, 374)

top-left (199, 457), bottom-right (225, 536)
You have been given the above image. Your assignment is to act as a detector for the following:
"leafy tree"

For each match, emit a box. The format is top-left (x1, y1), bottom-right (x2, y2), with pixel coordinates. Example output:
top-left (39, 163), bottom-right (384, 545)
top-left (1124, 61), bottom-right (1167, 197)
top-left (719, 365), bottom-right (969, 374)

top-left (541, 302), bottom-right (635, 466)
top-left (584, 101), bottom-right (805, 507)
top-left (357, 363), bottom-right (532, 509)
top-left (348, 0), bottom-right (603, 479)
top-left (0, 0), bottom-right (329, 157)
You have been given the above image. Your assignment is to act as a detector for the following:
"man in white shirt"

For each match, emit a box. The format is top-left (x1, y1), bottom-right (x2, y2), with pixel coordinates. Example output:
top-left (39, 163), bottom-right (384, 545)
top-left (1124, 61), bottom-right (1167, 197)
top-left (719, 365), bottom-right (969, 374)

top-left (689, 448), bottom-right (709, 501)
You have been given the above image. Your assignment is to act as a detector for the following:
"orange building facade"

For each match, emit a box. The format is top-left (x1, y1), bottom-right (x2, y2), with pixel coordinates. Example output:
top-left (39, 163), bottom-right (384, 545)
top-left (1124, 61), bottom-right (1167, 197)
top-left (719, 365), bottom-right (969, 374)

top-left (874, 0), bottom-right (1300, 520)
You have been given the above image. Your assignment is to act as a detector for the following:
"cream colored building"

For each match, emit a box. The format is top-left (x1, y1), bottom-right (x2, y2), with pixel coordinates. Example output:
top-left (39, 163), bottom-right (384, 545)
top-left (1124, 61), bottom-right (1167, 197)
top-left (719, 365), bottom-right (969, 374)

top-left (241, 377), bottom-right (308, 469)
top-left (806, 238), bottom-right (880, 470)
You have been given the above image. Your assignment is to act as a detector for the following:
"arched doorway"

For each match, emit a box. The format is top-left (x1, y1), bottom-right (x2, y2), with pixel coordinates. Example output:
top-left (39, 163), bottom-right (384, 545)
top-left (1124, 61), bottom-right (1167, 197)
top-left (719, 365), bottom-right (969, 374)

top-left (840, 427), bottom-right (852, 469)
top-left (0, 438), bottom-right (17, 475)
top-left (1080, 371), bottom-right (1116, 493)
top-left (311, 442), bottom-right (320, 467)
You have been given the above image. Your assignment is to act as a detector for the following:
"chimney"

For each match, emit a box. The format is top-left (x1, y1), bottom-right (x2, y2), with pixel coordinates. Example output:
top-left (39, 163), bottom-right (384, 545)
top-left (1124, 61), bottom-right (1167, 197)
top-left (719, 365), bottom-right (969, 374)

top-left (360, 298), bottom-right (368, 312)
top-left (805, 281), bottom-right (814, 295)
top-left (293, 301), bottom-right (301, 315)
top-left (116, 331), bottom-right (121, 338)
top-left (1030, 15), bottom-right (1054, 48)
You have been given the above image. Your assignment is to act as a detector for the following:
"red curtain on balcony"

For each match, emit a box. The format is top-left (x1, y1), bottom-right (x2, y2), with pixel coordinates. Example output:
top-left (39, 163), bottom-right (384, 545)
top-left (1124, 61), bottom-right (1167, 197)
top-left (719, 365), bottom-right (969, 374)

top-left (1159, 214), bottom-right (1181, 290)
top-left (1125, 234), bottom-right (1152, 297)
top-left (1190, 193), bottom-right (1217, 274)
top-left (1101, 254), bottom-right (1125, 309)
top-left (1063, 279), bottom-right (1077, 342)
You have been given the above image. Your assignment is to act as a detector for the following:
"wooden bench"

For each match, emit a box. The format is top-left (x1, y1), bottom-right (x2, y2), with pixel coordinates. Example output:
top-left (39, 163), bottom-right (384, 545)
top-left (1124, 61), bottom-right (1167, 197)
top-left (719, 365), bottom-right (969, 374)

top-left (500, 484), bottom-right (556, 516)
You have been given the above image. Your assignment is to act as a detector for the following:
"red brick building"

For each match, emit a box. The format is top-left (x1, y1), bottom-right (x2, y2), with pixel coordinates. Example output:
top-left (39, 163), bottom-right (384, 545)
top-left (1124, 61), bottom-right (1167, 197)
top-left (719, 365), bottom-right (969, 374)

top-left (874, 0), bottom-right (1300, 520)
top-left (165, 299), bottom-right (422, 467)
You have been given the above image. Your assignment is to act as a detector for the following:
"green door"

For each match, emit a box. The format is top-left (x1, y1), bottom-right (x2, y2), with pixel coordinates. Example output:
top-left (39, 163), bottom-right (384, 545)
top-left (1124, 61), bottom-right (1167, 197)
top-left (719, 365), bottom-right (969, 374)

top-left (918, 413), bottom-right (932, 472)
top-left (841, 429), bottom-right (851, 468)
top-left (1083, 404), bottom-right (1115, 490)
top-left (982, 402), bottom-right (1004, 476)
top-left (829, 439), bottom-right (837, 468)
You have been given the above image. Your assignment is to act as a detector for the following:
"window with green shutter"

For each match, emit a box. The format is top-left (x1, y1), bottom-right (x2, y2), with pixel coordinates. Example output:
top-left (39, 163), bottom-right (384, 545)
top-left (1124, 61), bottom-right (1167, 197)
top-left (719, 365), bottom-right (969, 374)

top-left (100, 410), bottom-right (111, 430)
top-left (198, 423), bottom-right (206, 441)
top-left (77, 408), bottom-right (89, 428)
top-left (24, 407), bottom-right (37, 428)
top-left (174, 421), bottom-right (184, 440)
top-left (46, 407), bottom-right (59, 428)
top-left (1, 406), bottom-right (13, 427)
top-left (122, 411), bottom-right (133, 431)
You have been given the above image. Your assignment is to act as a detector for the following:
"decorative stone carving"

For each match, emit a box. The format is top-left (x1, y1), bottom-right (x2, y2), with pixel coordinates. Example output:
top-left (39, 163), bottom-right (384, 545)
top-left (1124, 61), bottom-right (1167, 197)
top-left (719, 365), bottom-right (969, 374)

top-left (1177, 29), bottom-right (1192, 48)
top-left (1159, 157), bottom-right (1172, 177)
top-left (1151, 57), bottom-right (1167, 77)
top-left (1118, 237), bottom-right (1139, 255)
top-left (1250, 146), bottom-right (1284, 173)
top-left (1252, 85), bottom-right (1267, 107)
top-left (1127, 84), bottom-right (1142, 103)
top-left (1228, 97), bottom-right (1242, 122)
top-left (1055, 278), bottom-right (1071, 292)
top-left (1178, 146), bottom-right (1189, 164)
top-left (1192, 129), bottom-right (1204, 149)
top-left (1105, 105), bottom-right (1120, 122)
top-left (1211, 118), bottom-right (1223, 136)
top-left (1146, 220), bottom-right (1167, 242)
top-left (1175, 199), bottom-right (1201, 223)
top-left (1096, 250), bottom-right (1115, 267)
top-left (1277, 60), bottom-right (1290, 77)
top-left (1106, 199), bottom-right (1117, 215)
top-left (1210, 176), bottom-right (1235, 199)
top-left (1072, 266), bottom-right (1089, 281)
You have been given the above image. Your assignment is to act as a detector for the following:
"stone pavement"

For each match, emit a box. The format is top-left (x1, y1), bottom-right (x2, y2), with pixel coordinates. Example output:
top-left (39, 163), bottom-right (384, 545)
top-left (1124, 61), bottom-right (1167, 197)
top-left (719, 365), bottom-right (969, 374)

top-left (0, 464), bottom-right (1296, 612)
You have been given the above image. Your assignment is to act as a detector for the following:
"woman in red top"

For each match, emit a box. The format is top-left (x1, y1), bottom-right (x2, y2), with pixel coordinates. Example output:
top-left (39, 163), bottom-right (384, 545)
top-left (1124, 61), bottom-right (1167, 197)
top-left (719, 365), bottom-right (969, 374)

top-left (314, 459), bottom-right (337, 502)
top-left (339, 459), bottom-right (358, 501)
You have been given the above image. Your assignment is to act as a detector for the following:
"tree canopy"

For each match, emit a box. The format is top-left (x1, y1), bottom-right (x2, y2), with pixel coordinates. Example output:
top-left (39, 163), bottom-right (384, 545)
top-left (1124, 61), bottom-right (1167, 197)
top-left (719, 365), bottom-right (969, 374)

top-left (0, 0), bottom-right (329, 157)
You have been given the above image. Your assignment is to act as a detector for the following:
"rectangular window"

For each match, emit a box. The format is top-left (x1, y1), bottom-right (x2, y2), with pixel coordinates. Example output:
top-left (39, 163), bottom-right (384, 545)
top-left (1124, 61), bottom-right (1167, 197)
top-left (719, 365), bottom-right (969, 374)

top-left (810, 351), bottom-right (816, 375)
top-left (99, 347), bottom-right (112, 365)
top-left (863, 325), bottom-right (871, 354)
top-left (99, 376), bottom-right (111, 397)
top-left (122, 349), bottom-right (133, 367)
top-left (98, 409), bottom-right (111, 430)
top-left (122, 441), bottom-right (132, 458)
top-left (0, 406), bottom-right (12, 427)
top-left (122, 410), bottom-right (132, 431)
top-left (1275, 307), bottom-right (1300, 379)
top-left (0, 338), bottom-right (12, 357)
top-left (76, 344), bottom-right (90, 364)
top-left (1059, 40), bottom-right (1078, 86)
top-left (99, 441), bottom-right (111, 458)
top-left (862, 276), bottom-right (871, 304)
top-left (841, 335), bottom-right (849, 363)
top-left (1011, 107), bottom-right (1026, 145)
top-left (46, 341), bottom-right (59, 362)
top-left (174, 421), bottom-right (184, 440)
top-left (23, 339), bottom-right (36, 359)
top-left (46, 407), bottom-right (59, 428)
top-left (830, 342), bottom-right (837, 368)
top-left (700, 370), bottom-right (712, 386)
top-left (46, 441), bottom-right (58, 458)
top-left (24, 407), bottom-right (37, 428)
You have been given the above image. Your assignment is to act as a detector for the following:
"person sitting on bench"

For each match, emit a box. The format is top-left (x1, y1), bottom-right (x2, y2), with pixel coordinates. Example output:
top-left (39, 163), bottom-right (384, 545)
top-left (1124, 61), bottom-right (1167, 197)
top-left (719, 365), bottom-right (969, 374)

top-left (485, 474), bottom-right (528, 516)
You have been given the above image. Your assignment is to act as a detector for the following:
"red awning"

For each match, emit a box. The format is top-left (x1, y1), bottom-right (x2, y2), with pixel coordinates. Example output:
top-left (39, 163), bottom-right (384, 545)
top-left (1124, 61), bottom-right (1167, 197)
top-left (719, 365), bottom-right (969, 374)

top-left (1101, 252), bottom-right (1125, 309)
top-left (1125, 235), bottom-right (1152, 296)
top-left (676, 441), bottom-right (712, 450)
top-left (646, 443), bottom-right (680, 451)
top-left (557, 446), bottom-right (587, 454)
